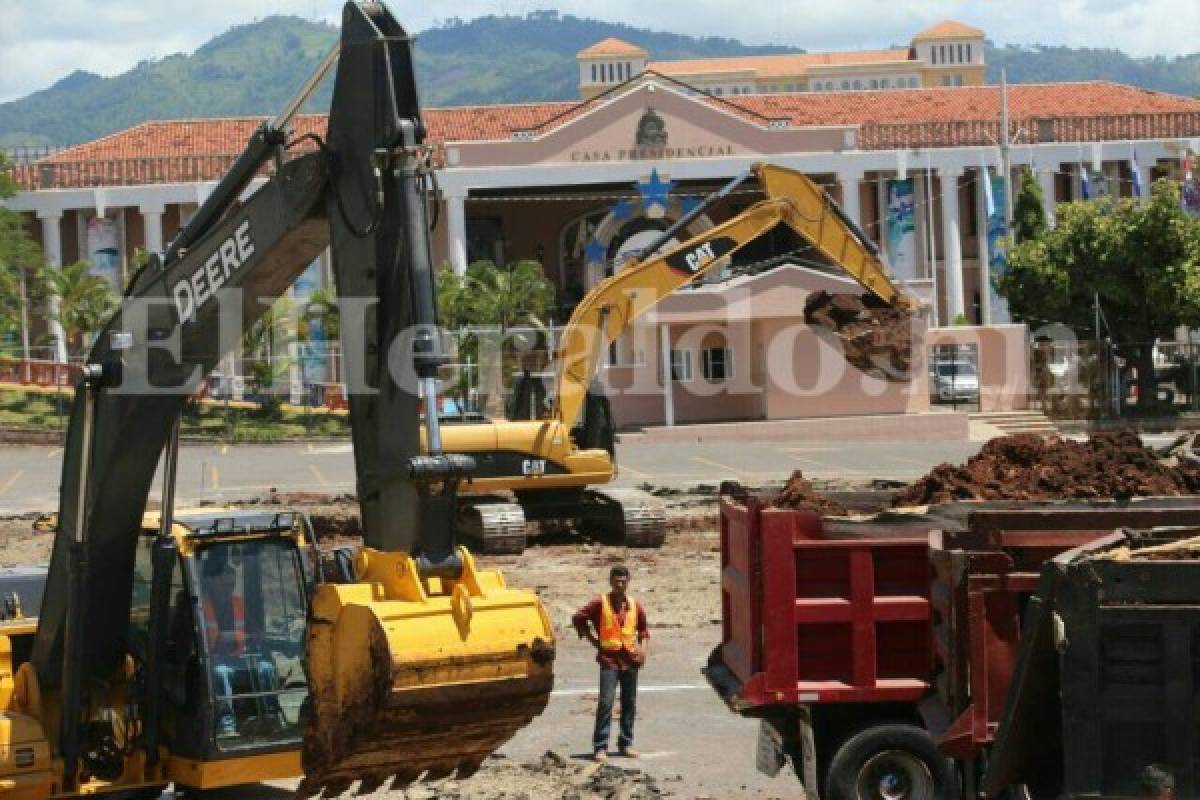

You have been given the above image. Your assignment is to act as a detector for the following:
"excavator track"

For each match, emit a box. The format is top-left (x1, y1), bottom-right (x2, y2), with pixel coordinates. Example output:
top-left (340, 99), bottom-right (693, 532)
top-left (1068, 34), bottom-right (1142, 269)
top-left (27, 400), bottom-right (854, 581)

top-left (584, 487), bottom-right (667, 548)
top-left (458, 501), bottom-right (528, 555)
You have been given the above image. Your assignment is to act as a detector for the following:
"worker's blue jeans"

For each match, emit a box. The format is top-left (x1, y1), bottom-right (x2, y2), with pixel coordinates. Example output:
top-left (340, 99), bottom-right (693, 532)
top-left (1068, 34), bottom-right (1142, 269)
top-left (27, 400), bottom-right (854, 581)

top-left (592, 666), bottom-right (638, 752)
top-left (214, 659), bottom-right (277, 733)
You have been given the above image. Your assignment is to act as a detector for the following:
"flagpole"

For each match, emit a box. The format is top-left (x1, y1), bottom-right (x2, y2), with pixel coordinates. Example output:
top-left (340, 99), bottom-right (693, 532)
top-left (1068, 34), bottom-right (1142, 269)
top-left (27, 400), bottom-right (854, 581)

top-left (1000, 69), bottom-right (1014, 231)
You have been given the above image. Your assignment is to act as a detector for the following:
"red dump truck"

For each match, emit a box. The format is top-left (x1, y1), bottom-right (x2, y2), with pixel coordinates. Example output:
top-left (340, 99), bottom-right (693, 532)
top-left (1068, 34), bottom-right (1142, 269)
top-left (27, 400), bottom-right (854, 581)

top-left (706, 494), bottom-right (1200, 800)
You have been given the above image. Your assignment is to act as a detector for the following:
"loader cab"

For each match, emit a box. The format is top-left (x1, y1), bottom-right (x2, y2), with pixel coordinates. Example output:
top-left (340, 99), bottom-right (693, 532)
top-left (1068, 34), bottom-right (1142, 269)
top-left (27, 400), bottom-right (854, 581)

top-left (130, 510), bottom-right (312, 765)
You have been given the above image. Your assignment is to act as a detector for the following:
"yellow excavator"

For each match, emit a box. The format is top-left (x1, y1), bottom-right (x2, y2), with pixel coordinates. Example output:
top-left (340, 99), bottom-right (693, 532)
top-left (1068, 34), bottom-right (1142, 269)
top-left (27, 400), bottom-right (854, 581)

top-left (441, 163), bottom-right (915, 553)
top-left (0, 4), bottom-right (553, 798)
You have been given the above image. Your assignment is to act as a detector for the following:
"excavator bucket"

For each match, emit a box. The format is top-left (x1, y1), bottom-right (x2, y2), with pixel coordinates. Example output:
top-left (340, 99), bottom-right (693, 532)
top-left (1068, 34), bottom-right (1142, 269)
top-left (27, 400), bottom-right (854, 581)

top-left (300, 547), bottom-right (554, 797)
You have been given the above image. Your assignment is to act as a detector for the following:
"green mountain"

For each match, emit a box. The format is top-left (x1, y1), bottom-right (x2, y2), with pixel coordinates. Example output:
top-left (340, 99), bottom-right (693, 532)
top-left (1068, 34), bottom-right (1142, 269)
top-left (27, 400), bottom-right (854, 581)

top-left (986, 43), bottom-right (1200, 97)
top-left (1, 12), bottom-right (1198, 149)
top-left (0, 13), bottom-right (796, 148)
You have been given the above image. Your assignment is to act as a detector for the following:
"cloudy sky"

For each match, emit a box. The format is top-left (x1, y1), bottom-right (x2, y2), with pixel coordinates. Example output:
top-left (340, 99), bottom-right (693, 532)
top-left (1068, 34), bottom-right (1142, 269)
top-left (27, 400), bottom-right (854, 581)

top-left (0, 0), bottom-right (1197, 103)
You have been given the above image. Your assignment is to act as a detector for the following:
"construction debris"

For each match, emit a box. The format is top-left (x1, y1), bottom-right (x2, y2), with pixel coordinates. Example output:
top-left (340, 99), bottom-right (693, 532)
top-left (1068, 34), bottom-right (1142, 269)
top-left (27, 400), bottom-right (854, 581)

top-left (804, 290), bottom-right (917, 380)
top-left (894, 431), bottom-right (1200, 506)
top-left (720, 471), bottom-right (850, 516)
top-left (409, 750), bottom-right (665, 799)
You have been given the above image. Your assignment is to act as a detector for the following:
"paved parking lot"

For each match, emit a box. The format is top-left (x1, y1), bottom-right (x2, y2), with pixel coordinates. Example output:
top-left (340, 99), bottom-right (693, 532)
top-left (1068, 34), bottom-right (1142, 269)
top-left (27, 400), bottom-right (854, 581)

top-left (0, 432), bottom-right (1181, 515)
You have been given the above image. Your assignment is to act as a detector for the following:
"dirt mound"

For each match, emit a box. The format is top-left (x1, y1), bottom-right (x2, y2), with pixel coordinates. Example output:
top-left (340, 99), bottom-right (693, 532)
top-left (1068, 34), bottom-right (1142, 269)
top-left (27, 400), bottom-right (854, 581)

top-left (413, 750), bottom-right (664, 799)
top-left (804, 290), bottom-right (917, 380)
top-left (894, 431), bottom-right (1200, 506)
top-left (720, 471), bottom-right (849, 516)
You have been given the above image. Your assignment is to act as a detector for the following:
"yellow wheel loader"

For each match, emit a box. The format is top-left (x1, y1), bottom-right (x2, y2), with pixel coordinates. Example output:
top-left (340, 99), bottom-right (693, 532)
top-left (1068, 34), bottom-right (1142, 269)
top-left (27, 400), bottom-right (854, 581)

top-left (0, 4), bottom-right (553, 797)
top-left (441, 163), bottom-right (916, 554)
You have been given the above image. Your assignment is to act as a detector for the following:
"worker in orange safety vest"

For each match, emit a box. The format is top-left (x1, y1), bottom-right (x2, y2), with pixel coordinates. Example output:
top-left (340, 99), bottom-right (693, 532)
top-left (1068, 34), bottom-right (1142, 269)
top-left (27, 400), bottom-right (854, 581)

top-left (572, 564), bottom-right (649, 762)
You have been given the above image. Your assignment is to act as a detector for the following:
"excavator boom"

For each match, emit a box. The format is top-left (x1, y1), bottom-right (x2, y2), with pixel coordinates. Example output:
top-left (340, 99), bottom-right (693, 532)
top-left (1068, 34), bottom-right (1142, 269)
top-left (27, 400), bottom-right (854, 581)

top-left (554, 162), bottom-right (913, 429)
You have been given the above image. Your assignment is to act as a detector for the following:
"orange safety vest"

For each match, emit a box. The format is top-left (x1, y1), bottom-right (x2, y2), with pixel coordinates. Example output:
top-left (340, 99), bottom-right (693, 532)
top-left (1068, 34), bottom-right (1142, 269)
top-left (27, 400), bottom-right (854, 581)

top-left (203, 594), bottom-right (246, 656)
top-left (598, 594), bottom-right (639, 653)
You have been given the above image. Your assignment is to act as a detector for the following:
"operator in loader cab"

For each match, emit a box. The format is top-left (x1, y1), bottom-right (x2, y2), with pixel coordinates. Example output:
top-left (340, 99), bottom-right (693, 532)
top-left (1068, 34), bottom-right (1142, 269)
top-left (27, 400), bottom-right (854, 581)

top-left (572, 565), bottom-right (649, 762)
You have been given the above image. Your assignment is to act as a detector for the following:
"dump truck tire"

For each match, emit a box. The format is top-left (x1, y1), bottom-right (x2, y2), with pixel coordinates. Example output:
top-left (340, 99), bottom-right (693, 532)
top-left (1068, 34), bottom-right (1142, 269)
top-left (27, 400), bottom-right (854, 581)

top-left (826, 724), bottom-right (953, 800)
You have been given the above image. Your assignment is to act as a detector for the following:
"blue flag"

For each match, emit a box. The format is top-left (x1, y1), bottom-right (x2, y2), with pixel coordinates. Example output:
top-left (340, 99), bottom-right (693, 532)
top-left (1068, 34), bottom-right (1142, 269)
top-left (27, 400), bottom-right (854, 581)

top-left (981, 157), bottom-right (996, 218)
top-left (1131, 153), bottom-right (1144, 199)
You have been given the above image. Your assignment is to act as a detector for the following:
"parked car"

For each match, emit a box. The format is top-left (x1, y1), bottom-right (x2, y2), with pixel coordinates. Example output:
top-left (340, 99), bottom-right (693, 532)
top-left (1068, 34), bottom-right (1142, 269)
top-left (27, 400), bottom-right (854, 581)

top-left (930, 359), bottom-right (979, 402)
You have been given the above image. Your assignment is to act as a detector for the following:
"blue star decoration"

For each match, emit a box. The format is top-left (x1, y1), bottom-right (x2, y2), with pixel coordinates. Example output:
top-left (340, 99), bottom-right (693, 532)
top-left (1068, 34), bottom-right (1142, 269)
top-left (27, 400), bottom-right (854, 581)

top-left (584, 237), bottom-right (607, 264)
top-left (609, 197), bottom-right (634, 221)
top-left (679, 194), bottom-right (704, 217)
top-left (635, 168), bottom-right (674, 210)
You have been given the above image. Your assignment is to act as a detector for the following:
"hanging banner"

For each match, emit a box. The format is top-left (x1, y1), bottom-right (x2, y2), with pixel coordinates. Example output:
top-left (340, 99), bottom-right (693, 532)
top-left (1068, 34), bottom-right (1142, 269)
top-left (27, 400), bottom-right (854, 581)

top-left (85, 213), bottom-right (122, 292)
top-left (885, 179), bottom-right (918, 282)
top-left (986, 175), bottom-right (1011, 324)
top-left (293, 260), bottom-right (329, 384)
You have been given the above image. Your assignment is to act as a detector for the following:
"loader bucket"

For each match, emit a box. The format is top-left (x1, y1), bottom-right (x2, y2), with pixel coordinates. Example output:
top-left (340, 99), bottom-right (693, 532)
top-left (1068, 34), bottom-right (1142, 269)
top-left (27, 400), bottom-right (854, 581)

top-left (300, 547), bottom-right (554, 797)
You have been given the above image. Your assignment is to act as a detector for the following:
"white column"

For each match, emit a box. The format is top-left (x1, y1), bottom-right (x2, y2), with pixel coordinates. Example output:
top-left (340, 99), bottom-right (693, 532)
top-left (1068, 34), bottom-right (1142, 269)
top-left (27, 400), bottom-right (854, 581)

top-left (660, 323), bottom-right (674, 427)
top-left (140, 203), bottom-right (165, 256)
top-left (875, 173), bottom-right (889, 262)
top-left (837, 170), bottom-right (864, 228)
top-left (975, 167), bottom-right (992, 325)
top-left (1037, 166), bottom-right (1057, 227)
top-left (445, 193), bottom-right (468, 276)
top-left (938, 167), bottom-right (966, 324)
top-left (38, 213), bottom-right (69, 363)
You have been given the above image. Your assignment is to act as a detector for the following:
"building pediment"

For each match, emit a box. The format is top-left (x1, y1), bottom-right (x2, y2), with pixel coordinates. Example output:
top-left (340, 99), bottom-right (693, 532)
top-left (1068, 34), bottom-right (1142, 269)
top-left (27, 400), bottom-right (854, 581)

top-left (446, 79), bottom-right (857, 168)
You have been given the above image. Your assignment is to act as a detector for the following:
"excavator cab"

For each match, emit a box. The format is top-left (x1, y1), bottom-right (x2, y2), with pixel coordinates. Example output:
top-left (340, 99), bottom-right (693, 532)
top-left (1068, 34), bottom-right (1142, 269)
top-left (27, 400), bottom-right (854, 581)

top-left (125, 511), bottom-right (312, 786)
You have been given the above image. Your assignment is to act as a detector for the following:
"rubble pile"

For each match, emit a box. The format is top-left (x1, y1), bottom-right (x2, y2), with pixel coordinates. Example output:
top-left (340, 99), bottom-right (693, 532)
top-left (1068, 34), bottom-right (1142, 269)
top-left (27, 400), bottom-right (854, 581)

top-left (775, 470), bottom-right (850, 515)
top-left (804, 291), bottom-right (917, 380)
top-left (894, 431), bottom-right (1200, 506)
top-left (720, 471), bottom-right (849, 516)
top-left (417, 750), bottom-right (665, 799)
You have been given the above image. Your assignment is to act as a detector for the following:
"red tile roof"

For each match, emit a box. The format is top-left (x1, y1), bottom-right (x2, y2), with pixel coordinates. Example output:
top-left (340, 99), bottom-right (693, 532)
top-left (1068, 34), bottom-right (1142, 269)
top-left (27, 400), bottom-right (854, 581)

top-left (13, 81), bottom-right (1200, 190)
top-left (577, 38), bottom-right (648, 58)
top-left (912, 20), bottom-right (986, 41)
top-left (650, 49), bottom-right (913, 79)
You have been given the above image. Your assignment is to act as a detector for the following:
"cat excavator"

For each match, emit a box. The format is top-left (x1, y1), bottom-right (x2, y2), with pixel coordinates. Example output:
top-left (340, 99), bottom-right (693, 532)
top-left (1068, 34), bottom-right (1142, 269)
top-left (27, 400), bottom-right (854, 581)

top-left (0, 4), bottom-right (553, 798)
top-left (443, 163), bottom-right (915, 554)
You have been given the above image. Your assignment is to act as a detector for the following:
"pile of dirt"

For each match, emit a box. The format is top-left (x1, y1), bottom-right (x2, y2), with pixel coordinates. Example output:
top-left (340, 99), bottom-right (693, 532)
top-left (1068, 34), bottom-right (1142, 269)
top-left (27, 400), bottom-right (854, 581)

top-left (894, 431), bottom-right (1200, 506)
top-left (720, 471), bottom-right (849, 516)
top-left (414, 750), bottom-right (665, 799)
top-left (804, 291), bottom-right (917, 380)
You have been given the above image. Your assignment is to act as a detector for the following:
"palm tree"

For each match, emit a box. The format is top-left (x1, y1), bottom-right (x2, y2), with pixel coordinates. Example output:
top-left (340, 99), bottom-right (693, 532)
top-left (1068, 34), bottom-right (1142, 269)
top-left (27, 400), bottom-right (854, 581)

top-left (41, 261), bottom-right (118, 358)
top-left (437, 260), bottom-right (555, 414)
top-left (243, 297), bottom-right (295, 414)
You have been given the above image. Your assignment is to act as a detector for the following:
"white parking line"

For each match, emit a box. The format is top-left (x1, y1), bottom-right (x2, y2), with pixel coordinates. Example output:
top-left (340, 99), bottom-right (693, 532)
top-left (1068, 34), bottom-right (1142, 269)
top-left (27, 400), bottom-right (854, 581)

top-left (551, 683), bottom-right (706, 697)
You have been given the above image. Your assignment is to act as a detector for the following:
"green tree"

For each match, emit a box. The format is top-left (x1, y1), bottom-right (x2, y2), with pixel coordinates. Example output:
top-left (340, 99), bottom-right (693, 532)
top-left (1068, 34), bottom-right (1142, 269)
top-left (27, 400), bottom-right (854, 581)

top-left (438, 259), bottom-right (555, 330)
top-left (998, 178), bottom-right (1200, 406)
top-left (0, 153), bottom-right (48, 358)
top-left (243, 297), bottom-right (295, 415)
top-left (302, 286), bottom-right (340, 340)
top-left (1012, 166), bottom-right (1047, 243)
top-left (41, 260), bottom-right (119, 357)
top-left (437, 260), bottom-right (555, 413)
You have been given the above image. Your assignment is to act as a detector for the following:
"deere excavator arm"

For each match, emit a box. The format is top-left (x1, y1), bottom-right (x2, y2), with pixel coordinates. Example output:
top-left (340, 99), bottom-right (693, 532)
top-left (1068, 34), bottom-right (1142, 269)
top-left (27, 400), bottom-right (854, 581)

top-left (21, 4), bottom-right (553, 797)
top-left (554, 162), bottom-right (913, 430)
